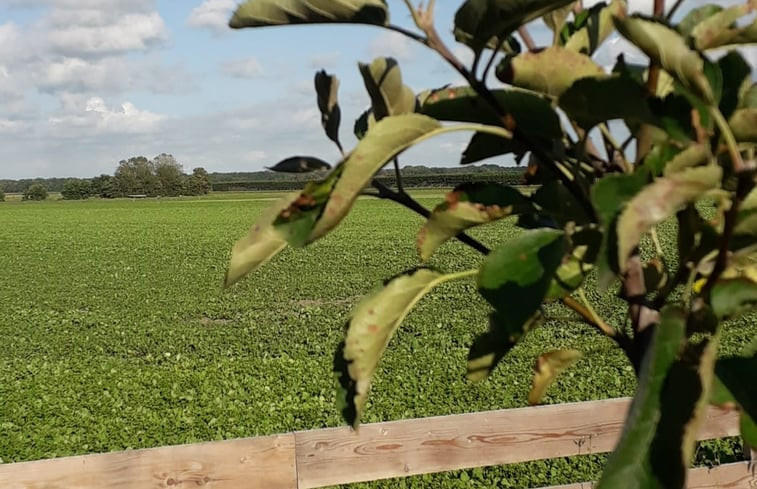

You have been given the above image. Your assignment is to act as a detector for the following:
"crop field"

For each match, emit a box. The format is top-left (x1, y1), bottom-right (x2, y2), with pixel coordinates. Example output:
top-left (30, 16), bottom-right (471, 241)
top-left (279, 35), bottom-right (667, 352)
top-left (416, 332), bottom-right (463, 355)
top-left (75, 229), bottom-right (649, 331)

top-left (0, 191), bottom-right (753, 488)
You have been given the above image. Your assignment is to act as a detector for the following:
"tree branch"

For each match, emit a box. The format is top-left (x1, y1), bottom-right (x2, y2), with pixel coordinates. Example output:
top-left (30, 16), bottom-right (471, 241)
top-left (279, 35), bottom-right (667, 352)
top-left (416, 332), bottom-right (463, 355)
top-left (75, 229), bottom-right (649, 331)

top-left (370, 179), bottom-right (491, 255)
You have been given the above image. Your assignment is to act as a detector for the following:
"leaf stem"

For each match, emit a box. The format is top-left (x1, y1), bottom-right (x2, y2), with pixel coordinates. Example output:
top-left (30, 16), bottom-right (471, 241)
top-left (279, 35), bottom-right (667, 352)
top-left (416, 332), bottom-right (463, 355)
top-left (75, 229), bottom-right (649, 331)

top-left (711, 106), bottom-right (747, 174)
top-left (562, 293), bottom-right (618, 339)
top-left (393, 158), bottom-right (404, 193)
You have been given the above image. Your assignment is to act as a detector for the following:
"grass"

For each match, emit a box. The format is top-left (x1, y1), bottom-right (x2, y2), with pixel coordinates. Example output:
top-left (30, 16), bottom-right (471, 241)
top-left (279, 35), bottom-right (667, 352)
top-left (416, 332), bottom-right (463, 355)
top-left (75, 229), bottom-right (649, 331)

top-left (0, 191), bottom-right (752, 487)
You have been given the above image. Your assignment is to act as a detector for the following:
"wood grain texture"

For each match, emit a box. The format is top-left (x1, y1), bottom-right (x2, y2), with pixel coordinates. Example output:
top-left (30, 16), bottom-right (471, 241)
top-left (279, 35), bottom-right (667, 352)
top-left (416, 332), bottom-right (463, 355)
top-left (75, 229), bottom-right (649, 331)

top-left (295, 398), bottom-right (741, 488)
top-left (0, 434), bottom-right (296, 489)
top-left (542, 461), bottom-right (756, 488)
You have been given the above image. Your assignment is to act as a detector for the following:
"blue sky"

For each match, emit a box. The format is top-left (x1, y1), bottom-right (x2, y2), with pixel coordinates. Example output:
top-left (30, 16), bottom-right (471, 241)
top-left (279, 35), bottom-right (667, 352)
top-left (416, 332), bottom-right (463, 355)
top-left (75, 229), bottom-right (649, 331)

top-left (0, 0), bottom-right (753, 179)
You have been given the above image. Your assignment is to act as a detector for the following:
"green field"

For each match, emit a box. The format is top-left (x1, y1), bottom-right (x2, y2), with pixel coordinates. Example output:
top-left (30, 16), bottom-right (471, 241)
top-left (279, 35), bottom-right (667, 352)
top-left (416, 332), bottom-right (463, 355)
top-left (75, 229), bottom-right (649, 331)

top-left (0, 192), bottom-right (751, 487)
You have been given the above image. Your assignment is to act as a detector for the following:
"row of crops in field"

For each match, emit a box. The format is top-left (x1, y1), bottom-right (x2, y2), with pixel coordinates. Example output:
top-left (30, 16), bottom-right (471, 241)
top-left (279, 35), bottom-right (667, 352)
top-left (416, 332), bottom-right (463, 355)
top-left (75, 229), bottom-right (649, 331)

top-left (0, 192), bottom-right (752, 487)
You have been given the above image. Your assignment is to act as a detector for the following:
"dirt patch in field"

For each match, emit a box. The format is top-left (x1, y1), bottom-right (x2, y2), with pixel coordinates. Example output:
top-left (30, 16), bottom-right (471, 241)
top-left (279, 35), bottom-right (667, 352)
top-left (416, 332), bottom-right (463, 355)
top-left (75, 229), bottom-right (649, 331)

top-left (200, 316), bottom-right (233, 327)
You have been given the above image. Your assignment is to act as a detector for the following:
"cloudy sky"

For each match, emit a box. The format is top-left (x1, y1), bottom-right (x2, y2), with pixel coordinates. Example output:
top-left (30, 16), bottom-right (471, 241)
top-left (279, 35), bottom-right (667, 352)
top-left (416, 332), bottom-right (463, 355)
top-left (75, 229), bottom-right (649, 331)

top-left (0, 0), bottom-right (753, 179)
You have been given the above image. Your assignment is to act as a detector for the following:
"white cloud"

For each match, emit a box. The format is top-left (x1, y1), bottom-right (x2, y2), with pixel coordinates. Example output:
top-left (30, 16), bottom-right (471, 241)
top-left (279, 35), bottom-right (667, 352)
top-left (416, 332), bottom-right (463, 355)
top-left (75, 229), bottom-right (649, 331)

top-left (244, 150), bottom-right (267, 162)
top-left (48, 96), bottom-right (164, 135)
top-left (46, 12), bottom-right (167, 57)
top-left (369, 31), bottom-right (415, 61)
top-left (221, 57), bottom-right (264, 78)
top-left (308, 52), bottom-right (341, 70)
top-left (187, 0), bottom-right (236, 33)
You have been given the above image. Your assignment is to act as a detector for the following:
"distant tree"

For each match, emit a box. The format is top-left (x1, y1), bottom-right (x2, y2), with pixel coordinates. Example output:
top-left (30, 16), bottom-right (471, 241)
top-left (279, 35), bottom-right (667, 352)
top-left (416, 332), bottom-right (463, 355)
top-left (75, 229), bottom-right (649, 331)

top-left (23, 184), bottom-right (48, 201)
top-left (61, 179), bottom-right (93, 200)
top-left (90, 174), bottom-right (116, 199)
top-left (0, 188), bottom-right (5, 202)
top-left (114, 156), bottom-right (161, 197)
top-left (153, 154), bottom-right (184, 197)
top-left (185, 167), bottom-right (211, 195)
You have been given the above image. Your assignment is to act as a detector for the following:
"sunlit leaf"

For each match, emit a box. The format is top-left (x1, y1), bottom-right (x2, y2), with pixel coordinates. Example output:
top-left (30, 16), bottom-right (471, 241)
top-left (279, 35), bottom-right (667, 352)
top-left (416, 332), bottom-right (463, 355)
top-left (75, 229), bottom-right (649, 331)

top-left (229, 0), bottom-right (389, 28)
top-left (545, 246), bottom-right (592, 300)
top-left (676, 4), bottom-right (723, 38)
top-left (418, 183), bottom-right (531, 261)
top-left (267, 156), bottom-right (332, 173)
top-left (455, 0), bottom-right (576, 52)
top-left (691, 3), bottom-right (754, 50)
top-left (528, 349), bottom-right (582, 404)
top-left (559, 75), bottom-right (655, 129)
top-left (334, 268), bottom-right (446, 428)
top-left (497, 46), bottom-right (605, 97)
top-left (359, 57), bottom-right (416, 121)
top-left (735, 187), bottom-right (757, 235)
top-left (275, 114), bottom-right (443, 246)
top-left (614, 14), bottom-right (716, 103)
top-left (563, 0), bottom-right (626, 55)
top-left (616, 166), bottom-right (722, 273)
top-left (224, 192), bottom-right (301, 287)
top-left (314, 70), bottom-right (342, 151)
top-left (728, 108), bottom-right (757, 142)
top-left (662, 143), bottom-right (711, 176)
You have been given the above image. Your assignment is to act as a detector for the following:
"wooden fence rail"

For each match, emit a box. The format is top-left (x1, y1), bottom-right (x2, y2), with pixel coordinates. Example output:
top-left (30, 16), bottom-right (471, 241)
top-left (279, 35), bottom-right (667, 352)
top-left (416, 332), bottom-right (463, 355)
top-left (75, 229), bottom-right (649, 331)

top-left (1, 397), bottom-right (754, 489)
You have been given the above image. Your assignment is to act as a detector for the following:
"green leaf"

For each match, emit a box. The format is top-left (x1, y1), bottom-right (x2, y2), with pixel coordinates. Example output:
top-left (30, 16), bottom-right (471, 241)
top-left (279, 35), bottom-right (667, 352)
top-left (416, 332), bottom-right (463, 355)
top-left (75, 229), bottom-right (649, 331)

top-left (531, 180), bottom-right (593, 227)
top-left (644, 141), bottom-right (681, 176)
top-left (229, 0), bottom-right (389, 28)
top-left (728, 108), bottom-right (757, 142)
top-left (334, 268), bottom-right (447, 428)
top-left (690, 3), bottom-right (754, 50)
top-left (614, 15), bottom-right (715, 103)
top-left (418, 183), bottom-right (532, 261)
top-left (418, 86), bottom-right (561, 141)
top-left (454, 0), bottom-right (576, 52)
top-left (676, 4), bottom-right (723, 38)
top-left (559, 75), bottom-right (655, 129)
top-left (497, 46), bottom-right (605, 97)
top-left (266, 156), bottom-right (332, 173)
top-left (353, 107), bottom-right (372, 139)
top-left (224, 192), bottom-right (301, 287)
top-left (591, 171), bottom-right (648, 288)
top-left (711, 278), bottom-right (757, 319)
top-left (314, 70), bottom-right (342, 151)
top-left (275, 114), bottom-right (443, 246)
top-left (358, 57), bottom-right (416, 121)
top-left (717, 51), bottom-right (751, 119)
top-left (715, 353), bottom-right (757, 424)
top-left (563, 0), bottom-right (626, 55)
top-left (478, 229), bottom-right (568, 329)
top-left (616, 166), bottom-right (722, 273)
top-left (595, 305), bottom-right (687, 489)
top-left (460, 132), bottom-right (517, 164)
top-left (528, 349), bottom-right (582, 405)
top-left (467, 311), bottom-right (543, 381)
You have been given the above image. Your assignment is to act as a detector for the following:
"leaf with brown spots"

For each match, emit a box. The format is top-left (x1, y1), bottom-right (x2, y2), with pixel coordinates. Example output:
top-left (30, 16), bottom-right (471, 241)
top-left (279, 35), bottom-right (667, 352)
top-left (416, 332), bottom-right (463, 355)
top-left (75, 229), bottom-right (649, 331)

top-left (224, 192), bottom-right (301, 288)
top-left (229, 0), bottom-right (389, 28)
top-left (418, 183), bottom-right (532, 261)
top-left (496, 46), bottom-right (605, 98)
top-left (334, 268), bottom-right (449, 428)
top-left (358, 57), bottom-right (416, 122)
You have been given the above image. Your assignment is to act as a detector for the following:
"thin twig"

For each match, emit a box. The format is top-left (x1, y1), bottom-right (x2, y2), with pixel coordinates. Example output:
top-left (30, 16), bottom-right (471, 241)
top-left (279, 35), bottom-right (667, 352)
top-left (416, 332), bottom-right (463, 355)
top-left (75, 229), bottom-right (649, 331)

top-left (393, 158), bottom-right (404, 193)
top-left (665, 0), bottom-right (686, 20)
top-left (371, 179), bottom-right (491, 255)
top-left (561, 295), bottom-right (619, 340)
top-left (518, 26), bottom-right (537, 52)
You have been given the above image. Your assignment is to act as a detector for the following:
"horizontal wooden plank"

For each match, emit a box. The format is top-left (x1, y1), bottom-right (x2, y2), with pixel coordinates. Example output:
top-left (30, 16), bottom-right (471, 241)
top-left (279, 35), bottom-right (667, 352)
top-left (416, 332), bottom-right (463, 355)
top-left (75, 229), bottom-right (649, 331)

top-left (295, 398), bottom-right (741, 488)
top-left (0, 434), bottom-right (296, 489)
top-left (541, 461), bottom-right (756, 488)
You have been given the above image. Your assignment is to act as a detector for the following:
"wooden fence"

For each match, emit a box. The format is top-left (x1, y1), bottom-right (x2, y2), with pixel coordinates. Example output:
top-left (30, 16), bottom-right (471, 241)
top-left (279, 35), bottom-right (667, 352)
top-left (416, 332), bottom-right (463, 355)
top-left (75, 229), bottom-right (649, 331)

top-left (1, 397), bottom-right (754, 489)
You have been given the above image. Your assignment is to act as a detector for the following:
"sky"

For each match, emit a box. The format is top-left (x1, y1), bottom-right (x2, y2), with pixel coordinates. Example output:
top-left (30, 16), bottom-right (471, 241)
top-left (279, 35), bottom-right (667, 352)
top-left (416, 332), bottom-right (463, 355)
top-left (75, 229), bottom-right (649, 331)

top-left (0, 0), bottom-right (754, 179)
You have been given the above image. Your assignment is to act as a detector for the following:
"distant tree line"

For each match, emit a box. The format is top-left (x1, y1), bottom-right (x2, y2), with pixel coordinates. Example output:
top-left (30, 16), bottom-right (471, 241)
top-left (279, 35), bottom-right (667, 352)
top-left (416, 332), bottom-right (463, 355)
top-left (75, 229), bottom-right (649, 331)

top-left (0, 154), bottom-right (212, 201)
top-left (211, 165), bottom-right (527, 192)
